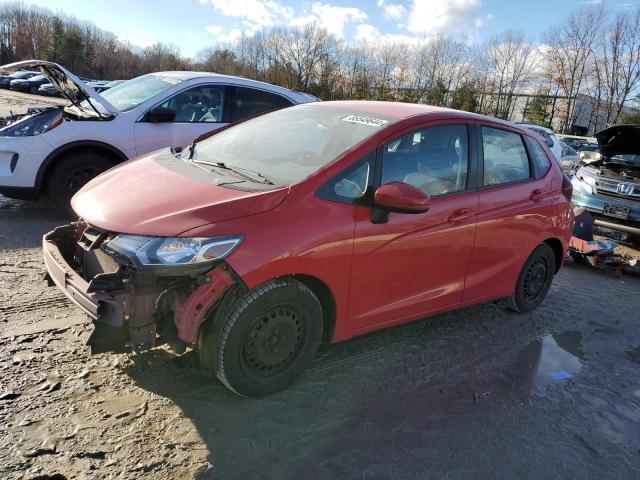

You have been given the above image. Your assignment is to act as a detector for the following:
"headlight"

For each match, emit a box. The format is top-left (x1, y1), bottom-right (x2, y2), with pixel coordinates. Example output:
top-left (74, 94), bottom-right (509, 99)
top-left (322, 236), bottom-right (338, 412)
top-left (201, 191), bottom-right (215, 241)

top-left (103, 234), bottom-right (243, 266)
top-left (0, 109), bottom-right (63, 137)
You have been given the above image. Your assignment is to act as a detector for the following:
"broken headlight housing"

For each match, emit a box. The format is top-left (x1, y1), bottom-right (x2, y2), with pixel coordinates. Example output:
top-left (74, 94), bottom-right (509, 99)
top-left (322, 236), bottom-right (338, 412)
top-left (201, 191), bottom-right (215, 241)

top-left (103, 234), bottom-right (243, 266)
top-left (0, 108), bottom-right (63, 137)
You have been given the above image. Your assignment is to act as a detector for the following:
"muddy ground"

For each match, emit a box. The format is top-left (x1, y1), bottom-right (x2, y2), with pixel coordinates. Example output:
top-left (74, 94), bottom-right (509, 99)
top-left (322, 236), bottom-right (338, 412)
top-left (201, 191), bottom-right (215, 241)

top-left (1, 89), bottom-right (640, 479)
top-left (1, 197), bottom-right (640, 480)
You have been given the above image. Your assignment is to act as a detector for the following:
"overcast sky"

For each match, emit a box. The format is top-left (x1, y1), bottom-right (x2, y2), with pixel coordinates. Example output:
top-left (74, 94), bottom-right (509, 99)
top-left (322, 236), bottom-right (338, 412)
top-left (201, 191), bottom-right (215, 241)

top-left (13, 0), bottom-right (640, 57)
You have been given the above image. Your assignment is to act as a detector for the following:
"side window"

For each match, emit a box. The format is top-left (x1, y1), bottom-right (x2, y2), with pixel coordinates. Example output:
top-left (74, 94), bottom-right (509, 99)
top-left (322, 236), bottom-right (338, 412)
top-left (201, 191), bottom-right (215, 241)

top-left (381, 125), bottom-right (469, 197)
top-left (482, 127), bottom-right (531, 186)
top-left (525, 136), bottom-right (552, 178)
top-left (232, 87), bottom-right (292, 121)
top-left (316, 152), bottom-right (374, 204)
top-left (159, 85), bottom-right (225, 123)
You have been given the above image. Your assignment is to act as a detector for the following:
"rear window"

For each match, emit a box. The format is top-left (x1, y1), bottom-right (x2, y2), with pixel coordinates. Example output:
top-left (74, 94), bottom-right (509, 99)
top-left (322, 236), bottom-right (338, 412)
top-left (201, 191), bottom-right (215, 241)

top-left (232, 87), bottom-right (292, 121)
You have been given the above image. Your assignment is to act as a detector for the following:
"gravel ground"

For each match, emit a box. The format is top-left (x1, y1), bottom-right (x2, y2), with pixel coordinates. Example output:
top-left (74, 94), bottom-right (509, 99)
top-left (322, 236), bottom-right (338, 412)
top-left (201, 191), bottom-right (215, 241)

top-left (0, 89), bottom-right (66, 116)
top-left (1, 195), bottom-right (639, 480)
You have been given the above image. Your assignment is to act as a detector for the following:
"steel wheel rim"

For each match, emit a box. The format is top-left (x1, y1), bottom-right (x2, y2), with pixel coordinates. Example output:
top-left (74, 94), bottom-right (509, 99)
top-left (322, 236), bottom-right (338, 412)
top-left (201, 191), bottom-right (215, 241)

top-left (523, 257), bottom-right (549, 302)
top-left (241, 304), bottom-right (306, 378)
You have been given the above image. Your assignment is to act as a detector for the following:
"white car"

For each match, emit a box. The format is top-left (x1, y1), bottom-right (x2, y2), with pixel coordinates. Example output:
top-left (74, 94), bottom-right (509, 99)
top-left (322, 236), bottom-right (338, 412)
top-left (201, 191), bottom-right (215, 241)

top-left (0, 60), bottom-right (316, 208)
top-left (515, 123), bottom-right (562, 161)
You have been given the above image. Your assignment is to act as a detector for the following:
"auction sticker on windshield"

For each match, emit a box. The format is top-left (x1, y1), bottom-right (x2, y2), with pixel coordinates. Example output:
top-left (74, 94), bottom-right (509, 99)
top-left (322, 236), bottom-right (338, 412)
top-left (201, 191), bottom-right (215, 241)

top-left (341, 115), bottom-right (388, 127)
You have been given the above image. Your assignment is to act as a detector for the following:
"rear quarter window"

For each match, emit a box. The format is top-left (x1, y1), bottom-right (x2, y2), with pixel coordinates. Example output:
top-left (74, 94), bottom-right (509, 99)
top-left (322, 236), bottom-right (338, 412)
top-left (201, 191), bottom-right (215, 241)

top-left (525, 136), bottom-right (552, 178)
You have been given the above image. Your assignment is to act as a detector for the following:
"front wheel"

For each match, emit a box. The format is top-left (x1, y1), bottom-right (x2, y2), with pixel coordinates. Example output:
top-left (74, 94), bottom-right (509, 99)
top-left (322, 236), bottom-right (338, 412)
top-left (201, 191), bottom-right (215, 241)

top-left (504, 243), bottom-right (556, 313)
top-left (46, 153), bottom-right (113, 214)
top-left (198, 278), bottom-right (323, 397)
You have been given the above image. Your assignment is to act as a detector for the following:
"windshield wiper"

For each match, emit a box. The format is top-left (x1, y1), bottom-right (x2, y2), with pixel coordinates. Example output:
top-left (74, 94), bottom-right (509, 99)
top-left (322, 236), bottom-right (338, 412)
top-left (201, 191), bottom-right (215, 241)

top-left (191, 159), bottom-right (274, 185)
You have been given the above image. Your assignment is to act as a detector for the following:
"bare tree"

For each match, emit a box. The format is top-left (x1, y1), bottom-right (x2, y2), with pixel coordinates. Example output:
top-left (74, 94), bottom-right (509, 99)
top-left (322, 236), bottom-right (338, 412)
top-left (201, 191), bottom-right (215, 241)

top-left (601, 9), bottom-right (640, 124)
top-left (543, 5), bottom-right (602, 132)
top-left (481, 30), bottom-right (534, 119)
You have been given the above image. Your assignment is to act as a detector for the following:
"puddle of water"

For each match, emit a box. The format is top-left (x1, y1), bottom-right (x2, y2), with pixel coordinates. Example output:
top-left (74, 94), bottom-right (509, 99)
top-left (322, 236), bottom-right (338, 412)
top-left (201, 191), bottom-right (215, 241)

top-left (514, 331), bottom-right (583, 394)
top-left (625, 346), bottom-right (640, 364)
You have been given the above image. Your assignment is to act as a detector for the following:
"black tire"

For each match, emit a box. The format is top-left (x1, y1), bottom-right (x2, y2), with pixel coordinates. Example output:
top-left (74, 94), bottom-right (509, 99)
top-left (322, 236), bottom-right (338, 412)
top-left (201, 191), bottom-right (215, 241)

top-left (198, 278), bottom-right (323, 397)
top-left (46, 152), bottom-right (113, 214)
top-left (504, 243), bottom-right (556, 313)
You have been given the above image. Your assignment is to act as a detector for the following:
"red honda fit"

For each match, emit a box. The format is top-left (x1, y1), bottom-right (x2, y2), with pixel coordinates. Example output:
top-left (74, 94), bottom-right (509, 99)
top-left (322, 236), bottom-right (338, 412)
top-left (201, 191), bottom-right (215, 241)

top-left (43, 101), bottom-right (574, 396)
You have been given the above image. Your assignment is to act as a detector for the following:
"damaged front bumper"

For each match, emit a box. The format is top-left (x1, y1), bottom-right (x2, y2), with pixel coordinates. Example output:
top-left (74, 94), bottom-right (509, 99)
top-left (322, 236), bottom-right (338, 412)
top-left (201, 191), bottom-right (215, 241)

top-left (43, 223), bottom-right (239, 352)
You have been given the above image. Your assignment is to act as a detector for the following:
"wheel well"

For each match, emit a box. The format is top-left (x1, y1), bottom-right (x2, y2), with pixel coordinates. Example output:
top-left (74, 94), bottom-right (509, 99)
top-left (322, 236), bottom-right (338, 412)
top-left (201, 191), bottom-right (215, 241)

top-left (543, 238), bottom-right (564, 273)
top-left (37, 143), bottom-right (126, 192)
top-left (292, 274), bottom-right (336, 344)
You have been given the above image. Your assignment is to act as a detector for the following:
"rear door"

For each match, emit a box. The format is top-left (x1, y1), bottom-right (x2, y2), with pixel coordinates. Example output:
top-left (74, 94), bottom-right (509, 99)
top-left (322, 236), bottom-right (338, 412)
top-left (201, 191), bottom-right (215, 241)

top-left (347, 123), bottom-right (479, 331)
top-left (463, 124), bottom-right (552, 301)
top-left (134, 84), bottom-right (229, 155)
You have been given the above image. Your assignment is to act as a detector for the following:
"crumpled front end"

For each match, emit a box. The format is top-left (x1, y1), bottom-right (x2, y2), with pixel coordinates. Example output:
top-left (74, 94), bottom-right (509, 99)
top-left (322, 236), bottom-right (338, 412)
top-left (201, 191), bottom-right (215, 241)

top-left (43, 222), bottom-right (240, 353)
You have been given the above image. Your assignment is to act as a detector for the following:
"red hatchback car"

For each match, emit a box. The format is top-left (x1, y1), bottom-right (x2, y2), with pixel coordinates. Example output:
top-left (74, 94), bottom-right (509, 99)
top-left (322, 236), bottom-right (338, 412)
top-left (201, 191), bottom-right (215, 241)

top-left (43, 101), bottom-right (574, 396)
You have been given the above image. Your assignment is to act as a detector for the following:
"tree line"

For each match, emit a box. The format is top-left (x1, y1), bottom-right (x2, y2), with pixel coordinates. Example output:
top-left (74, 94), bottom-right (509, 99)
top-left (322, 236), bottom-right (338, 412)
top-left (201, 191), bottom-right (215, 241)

top-left (1, 1), bottom-right (639, 133)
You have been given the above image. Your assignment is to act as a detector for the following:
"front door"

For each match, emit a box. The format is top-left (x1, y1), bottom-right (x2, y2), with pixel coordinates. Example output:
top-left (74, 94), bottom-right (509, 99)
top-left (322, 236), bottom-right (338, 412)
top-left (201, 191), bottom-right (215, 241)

top-left (348, 123), bottom-right (478, 331)
top-left (134, 84), bottom-right (227, 155)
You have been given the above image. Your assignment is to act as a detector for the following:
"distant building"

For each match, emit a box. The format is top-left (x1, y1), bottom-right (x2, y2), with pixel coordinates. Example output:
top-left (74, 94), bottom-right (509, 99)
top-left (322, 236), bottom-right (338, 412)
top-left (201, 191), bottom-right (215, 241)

top-left (476, 91), bottom-right (632, 135)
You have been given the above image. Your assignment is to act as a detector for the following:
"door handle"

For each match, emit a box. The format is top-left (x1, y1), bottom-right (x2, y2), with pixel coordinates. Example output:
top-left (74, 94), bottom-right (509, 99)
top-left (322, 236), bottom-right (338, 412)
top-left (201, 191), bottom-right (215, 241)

top-left (448, 208), bottom-right (475, 223)
top-left (530, 189), bottom-right (545, 201)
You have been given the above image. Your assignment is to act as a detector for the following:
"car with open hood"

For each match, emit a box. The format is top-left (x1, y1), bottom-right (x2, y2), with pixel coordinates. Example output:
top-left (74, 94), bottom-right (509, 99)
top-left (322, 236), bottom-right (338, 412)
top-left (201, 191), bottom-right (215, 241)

top-left (42, 101), bottom-right (574, 396)
top-left (571, 125), bottom-right (640, 240)
top-left (0, 60), bottom-right (317, 209)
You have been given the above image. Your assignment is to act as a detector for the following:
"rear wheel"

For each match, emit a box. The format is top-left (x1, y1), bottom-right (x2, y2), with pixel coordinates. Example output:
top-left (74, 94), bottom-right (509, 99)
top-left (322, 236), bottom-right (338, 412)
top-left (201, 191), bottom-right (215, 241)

top-left (505, 243), bottom-right (556, 313)
top-left (198, 278), bottom-right (323, 397)
top-left (46, 152), bottom-right (113, 214)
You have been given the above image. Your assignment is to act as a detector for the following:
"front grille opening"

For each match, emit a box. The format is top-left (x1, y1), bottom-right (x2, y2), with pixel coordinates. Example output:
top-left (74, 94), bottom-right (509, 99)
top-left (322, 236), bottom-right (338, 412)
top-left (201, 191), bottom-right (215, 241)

top-left (76, 225), bottom-right (120, 280)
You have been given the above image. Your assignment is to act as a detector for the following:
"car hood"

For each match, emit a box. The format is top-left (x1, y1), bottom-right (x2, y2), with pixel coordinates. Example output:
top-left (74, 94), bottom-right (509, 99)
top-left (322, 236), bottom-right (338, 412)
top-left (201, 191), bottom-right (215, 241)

top-left (0, 60), bottom-right (118, 116)
top-left (596, 125), bottom-right (640, 158)
top-left (71, 149), bottom-right (289, 237)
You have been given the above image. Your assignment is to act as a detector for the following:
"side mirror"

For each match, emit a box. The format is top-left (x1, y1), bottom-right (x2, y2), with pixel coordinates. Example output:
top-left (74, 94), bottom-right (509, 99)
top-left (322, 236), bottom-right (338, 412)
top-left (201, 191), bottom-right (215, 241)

top-left (142, 106), bottom-right (176, 123)
top-left (372, 181), bottom-right (430, 223)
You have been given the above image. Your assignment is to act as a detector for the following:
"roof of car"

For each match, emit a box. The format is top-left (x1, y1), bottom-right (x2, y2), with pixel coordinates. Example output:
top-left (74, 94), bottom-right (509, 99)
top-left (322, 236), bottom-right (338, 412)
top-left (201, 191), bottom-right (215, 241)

top-left (148, 71), bottom-right (311, 100)
top-left (307, 100), bottom-right (514, 124)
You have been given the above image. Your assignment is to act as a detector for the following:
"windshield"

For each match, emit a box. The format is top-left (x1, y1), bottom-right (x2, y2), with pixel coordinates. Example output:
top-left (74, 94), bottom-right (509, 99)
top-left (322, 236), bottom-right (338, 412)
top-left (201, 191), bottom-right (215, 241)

top-left (81, 74), bottom-right (183, 112)
top-left (192, 105), bottom-right (395, 186)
